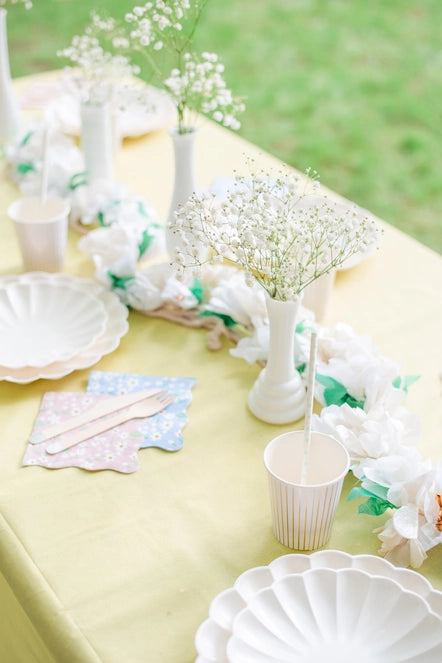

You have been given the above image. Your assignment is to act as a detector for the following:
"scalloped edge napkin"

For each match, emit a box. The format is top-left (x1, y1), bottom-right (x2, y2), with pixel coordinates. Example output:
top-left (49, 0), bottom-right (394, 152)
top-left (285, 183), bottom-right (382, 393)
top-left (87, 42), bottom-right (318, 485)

top-left (22, 372), bottom-right (196, 474)
top-left (86, 370), bottom-right (196, 451)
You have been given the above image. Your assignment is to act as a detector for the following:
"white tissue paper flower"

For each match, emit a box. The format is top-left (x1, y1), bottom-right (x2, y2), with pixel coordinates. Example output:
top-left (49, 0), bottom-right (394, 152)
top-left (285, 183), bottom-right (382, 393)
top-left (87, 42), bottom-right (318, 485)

top-left (203, 269), bottom-right (266, 327)
top-left (375, 461), bottom-right (442, 568)
top-left (316, 323), bottom-right (402, 408)
top-left (125, 263), bottom-right (198, 311)
top-left (78, 226), bottom-right (140, 284)
top-left (209, 270), bottom-right (315, 365)
top-left (4, 122), bottom-right (84, 198)
top-left (70, 178), bottom-right (161, 236)
top-left (311, 403), bottom-right (421, 475)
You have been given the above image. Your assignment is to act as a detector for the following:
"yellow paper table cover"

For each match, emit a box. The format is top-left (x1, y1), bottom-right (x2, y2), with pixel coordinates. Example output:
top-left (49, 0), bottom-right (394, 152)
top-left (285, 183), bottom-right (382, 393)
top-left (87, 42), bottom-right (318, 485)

top-left (0, 72), bottom-right (441, 663)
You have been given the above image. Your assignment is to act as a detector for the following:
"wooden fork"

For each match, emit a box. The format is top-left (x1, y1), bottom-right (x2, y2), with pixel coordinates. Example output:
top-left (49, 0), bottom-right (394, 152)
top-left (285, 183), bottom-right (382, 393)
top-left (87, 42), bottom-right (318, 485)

top-left (46, 391), bottom-right (175, 454)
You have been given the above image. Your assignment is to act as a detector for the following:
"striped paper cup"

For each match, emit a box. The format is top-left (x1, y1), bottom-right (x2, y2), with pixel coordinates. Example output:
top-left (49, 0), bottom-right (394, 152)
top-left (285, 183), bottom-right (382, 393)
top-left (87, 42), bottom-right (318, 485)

top-left (264, 431), bottom-right (350, 550)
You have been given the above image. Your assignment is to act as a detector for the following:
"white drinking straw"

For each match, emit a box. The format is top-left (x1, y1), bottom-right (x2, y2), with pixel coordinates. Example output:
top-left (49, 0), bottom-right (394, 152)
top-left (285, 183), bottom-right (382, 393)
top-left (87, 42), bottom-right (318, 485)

top-left (40, 127), bottom-right (49, 204)
top-left (301, 330), bottom-right (318, 484)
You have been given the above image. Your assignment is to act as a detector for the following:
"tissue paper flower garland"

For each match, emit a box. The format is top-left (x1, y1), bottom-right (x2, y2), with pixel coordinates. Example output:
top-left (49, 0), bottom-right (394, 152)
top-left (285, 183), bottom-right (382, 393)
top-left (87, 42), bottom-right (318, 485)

top-left (4, 122), bottom-right (165, 263)
top-left (76, 233), bottom-right (441, 567)
top-left (4, 127), bottom-right (439, 568)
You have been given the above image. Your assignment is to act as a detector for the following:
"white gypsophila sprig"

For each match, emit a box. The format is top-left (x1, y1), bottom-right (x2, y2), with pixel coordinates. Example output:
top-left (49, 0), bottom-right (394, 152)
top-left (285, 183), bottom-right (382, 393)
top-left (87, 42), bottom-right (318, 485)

top-left (57, 13), bottom-right (141, 104)
top-left (125, 1), bottom-right (198, 54)
top-left (172, 166), bottom-right (381, 301)
top-left (164, 51), bottom-right (245, 131)
top-left (124, 2), bottom-right (244, 133)
top-left (0, 0), bottom-right (32, 9)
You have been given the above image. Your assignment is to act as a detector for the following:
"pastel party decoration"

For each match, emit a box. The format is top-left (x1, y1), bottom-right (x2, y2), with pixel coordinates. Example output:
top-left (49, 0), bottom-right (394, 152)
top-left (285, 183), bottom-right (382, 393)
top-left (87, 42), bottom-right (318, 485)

top-left (23, 391), bottom-right (146, 473)
top-left (22, 373), bottom-right (195, 474)
top-left (86, 370), bottom-right (196, 451)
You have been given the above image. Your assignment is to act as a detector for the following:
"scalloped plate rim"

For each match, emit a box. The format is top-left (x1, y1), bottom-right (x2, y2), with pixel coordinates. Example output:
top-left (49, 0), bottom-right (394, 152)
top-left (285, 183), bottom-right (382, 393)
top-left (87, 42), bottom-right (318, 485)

top-left (0, 273), bottom-right (128, 383)
top-left (194, 550), bottom-right (442, 662)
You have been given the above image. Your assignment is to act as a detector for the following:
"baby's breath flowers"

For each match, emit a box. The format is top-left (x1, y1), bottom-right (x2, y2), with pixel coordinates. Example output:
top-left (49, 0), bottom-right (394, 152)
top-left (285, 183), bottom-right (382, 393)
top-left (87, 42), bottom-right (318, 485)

top-left (164, 51), bottom-right (245, 130)
top-left (172, 165), bottom-right (381, 301)
top-left (57, 13), bottom-right (141, 104)
top-left (124, 1), bottom-right (244, 133)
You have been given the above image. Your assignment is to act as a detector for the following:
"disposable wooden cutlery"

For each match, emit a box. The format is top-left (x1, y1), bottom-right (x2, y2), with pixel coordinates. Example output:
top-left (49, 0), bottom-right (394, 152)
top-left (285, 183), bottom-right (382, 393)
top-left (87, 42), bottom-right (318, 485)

top-left (45, 391), bottom-right (175, 454)
top-left (30, 389), bottom-right (162, 444)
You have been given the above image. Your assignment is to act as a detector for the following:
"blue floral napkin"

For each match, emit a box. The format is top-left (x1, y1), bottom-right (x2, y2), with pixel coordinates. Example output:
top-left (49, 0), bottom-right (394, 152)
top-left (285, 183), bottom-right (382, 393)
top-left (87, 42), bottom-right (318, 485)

top-left (86, 370), bottom-right (196, 452)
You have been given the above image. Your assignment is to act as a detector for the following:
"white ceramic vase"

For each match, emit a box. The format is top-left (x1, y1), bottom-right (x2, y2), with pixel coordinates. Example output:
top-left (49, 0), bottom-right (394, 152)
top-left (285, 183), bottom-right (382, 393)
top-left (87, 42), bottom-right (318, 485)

top-left (80, 100), bottom-right (114, 185)
top-left (303, 269), bottom-right (336, 322)
top-left (0, 8), bottom-right (21, 144)
top-left (248, 296), bottom-right (306, 424)
top-left (166, 126), bottom-right (207, 263)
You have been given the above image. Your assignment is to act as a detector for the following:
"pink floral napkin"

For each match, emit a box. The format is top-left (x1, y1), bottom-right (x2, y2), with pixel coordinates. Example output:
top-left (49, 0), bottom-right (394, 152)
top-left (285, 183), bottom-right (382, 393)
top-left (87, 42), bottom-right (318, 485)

top-left (23, 392), bottom-right (146, 473)
top-left (22, 374), bottom-right (196, 473)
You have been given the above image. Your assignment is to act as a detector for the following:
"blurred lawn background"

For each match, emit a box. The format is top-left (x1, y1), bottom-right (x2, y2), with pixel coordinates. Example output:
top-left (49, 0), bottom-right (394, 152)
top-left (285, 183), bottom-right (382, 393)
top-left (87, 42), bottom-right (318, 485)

top-left (6, 0), bottom-right (442, 253)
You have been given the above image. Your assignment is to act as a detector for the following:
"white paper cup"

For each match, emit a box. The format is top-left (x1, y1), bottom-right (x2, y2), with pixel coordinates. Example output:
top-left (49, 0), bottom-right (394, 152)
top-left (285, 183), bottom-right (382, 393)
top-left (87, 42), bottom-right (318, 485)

top-left (8, 196), bottom-right (70, 272)
top-left (264, 430), bottom-right (350, 550)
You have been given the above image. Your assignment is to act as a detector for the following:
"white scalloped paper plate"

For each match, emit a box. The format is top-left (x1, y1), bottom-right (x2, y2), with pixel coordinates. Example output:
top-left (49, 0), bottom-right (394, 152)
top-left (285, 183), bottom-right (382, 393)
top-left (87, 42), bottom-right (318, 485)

top-left (0, 275), bottom-right (108, 368)
top-left (0, 273), bottom-right (129, 383)
top-left (227, 568), bottom-right (442, 663)
top-left (195, 550), bottom-right (442, 663)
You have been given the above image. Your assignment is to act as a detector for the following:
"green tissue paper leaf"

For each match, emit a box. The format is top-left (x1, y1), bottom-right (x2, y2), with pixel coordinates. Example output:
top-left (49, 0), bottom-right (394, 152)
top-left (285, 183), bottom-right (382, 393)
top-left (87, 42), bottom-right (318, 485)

top-left (348, 478), bottom-right (398, 517)
top-left (107, 272), bottom-right (135, 290)
top-left (392, 374), bottom-right (420, 393)
top-left (199, 310), bottom-right (237, 327)
top-left (296, 362), bottom-right (306, 376)
top-left (138, 229), bottom-right (153, 257)
top-left (68, 171), bottom-right (88, 190)
top-left (358, 497), bottom-right (397, 516)
top-left (19, 130), bottom-right (33, 147)
top-left (315, 374), bottom-right (365, 409)
top-left (190, 279), bottom-right (204, 304)
top-left (347, 486), bottom-right (374, 501)
top-left (16, 162), bottom-right (35, 174)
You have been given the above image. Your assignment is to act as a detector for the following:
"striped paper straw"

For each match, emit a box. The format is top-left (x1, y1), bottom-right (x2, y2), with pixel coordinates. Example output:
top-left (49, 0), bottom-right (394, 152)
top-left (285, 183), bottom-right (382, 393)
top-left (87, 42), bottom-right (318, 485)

top-left (40, 126), bottom-right (49, 204)
top-left (301, 330), bottom-right (318, 484)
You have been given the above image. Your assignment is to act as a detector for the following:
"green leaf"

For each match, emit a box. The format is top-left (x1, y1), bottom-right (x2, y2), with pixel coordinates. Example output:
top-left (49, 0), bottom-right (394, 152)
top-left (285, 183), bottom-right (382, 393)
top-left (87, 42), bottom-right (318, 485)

top-left (347, 486), bottom-right (374, 501)
top-left (348, 478), bottom-right (398, 516)
top-left (296, 362), bottom-right (306, 376)
top-left (16, 162), bottom-right (35, 174)
top-left (68, 171), bottom-right (88, 190)
top-left (315, 374), bottom-right (365, 409)
top-left (199, 310), bottom-right (237, 327)
top-left (138, 229), bottom-right (153, 258)
top-left (19, 130), bottom-right (33, 147)
top-left (358, 497), bottom-right (397, 516)
top-left (392, 374), bottom-right (420, 393)
top-left (107, 272), bottom-right (135, 290)
top-left (190, 278), bottom-right (204, 304)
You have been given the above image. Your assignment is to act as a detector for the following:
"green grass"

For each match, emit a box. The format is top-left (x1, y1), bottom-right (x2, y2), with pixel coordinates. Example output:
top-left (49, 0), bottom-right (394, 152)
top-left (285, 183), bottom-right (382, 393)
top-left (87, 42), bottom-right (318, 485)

top-left (6, 0), bottom-right (442, 252)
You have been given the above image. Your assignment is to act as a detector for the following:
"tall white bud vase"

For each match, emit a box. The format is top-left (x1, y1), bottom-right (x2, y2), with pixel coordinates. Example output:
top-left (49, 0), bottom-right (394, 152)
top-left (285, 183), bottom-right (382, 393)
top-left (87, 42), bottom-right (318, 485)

top-left (80, 101), bottom-right (114, 185)
top-left (166, 126), bottom-right (206, 262)
top-left (0, 9), bottom-right (21, 144)
top-left (248, 296), bottom-right (306, 424)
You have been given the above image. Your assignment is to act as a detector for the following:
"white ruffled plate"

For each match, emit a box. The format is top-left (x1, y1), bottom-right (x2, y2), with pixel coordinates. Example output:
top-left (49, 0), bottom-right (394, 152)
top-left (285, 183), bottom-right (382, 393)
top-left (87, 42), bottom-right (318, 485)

top-left (0, 273), bottom-right (128, 383)
top-left (0, 274), bottom-right (108, 368)
top-left (195, 550), bottom-right (442, 663)
top-left (226, 568), bottom-right (442, 663)
top-left (44, 86), bottom-right (175, 138)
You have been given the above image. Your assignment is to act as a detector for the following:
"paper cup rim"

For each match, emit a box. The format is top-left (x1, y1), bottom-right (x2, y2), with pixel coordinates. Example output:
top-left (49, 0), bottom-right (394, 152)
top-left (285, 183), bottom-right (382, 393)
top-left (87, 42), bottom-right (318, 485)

top-left (263, 430), bottom-right (350, 488)
top-left (8, 197), bottom-right (70, 224)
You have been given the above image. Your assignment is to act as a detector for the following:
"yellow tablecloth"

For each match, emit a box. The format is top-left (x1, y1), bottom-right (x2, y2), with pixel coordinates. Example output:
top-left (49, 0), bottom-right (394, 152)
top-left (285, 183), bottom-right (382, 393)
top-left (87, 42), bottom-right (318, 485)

top-left (0, 73), bottom-right (441, 663)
